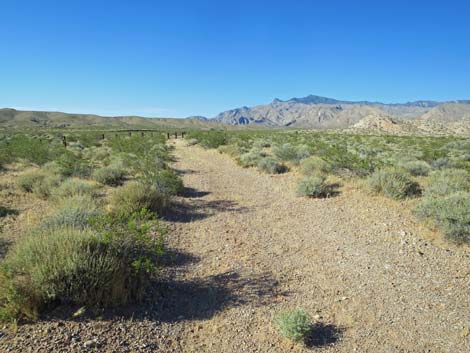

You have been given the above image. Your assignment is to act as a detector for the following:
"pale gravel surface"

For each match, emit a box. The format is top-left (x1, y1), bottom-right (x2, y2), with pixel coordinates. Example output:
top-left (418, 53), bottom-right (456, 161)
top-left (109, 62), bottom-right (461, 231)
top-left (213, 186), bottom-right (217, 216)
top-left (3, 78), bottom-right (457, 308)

top-left (0, 140), bottom-right (469, 352)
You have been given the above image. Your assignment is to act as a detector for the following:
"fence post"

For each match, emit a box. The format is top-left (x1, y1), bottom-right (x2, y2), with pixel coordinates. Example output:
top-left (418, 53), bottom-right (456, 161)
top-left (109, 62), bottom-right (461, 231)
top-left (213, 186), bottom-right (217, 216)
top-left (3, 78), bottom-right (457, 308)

top-left (167, 132), bottom-right (170, 139)
top-left (62, 135), bottom-right (67, 148)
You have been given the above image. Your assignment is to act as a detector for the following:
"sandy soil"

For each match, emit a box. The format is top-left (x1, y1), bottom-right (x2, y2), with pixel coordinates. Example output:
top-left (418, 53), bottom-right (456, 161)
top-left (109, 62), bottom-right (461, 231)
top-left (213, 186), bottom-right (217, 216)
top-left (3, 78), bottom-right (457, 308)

top-left (0, 140), bottom-right (469, 352)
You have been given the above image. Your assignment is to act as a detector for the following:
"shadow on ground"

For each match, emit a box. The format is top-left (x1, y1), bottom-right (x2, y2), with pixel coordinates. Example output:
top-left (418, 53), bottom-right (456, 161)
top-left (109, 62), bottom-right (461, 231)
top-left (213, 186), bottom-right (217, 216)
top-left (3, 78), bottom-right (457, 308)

top-left (181, 187), bottom-right (210, 198)
top-left (0, 206), bottom-right (19, 218)
top-left (305, 323), bottom-right (343, 348)
top-left (162, 198), bottom-right (250, 223)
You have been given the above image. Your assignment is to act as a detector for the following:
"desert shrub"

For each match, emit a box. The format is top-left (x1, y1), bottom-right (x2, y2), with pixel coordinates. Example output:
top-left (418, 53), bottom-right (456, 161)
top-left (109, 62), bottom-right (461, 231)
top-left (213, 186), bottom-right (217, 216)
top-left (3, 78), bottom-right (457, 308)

top-left (252, 139), bottom-right (271, 149)
top-left (0, 212), bottom-right (164, 321)
top-left (297, 174), bottom-right (332, 198)
top-left (31, 174), bottom-right (62, 199)
top-left (431, 157), bottom-right (451, 170)
top-left (41, 196), bottom-right (100, 229)
top-left (239, 149), bottom-right (265, 168)
top-left (92, 165), bottom-right (125, 186)
top-left (399, 160), bottom-right (431, 176)
top-left (17, 170), bottom-right (47, 193)
top-left (414, 192), bottom-right (470, 243)
top-left (109, 182), bottom-right (167, 218)
top-left (274, 309), bottom-right (311, 344)
top-left (273, 143), bottom-right (309, 164)
top-left (53, 178), bottom-right (100, 198)
top-left (17, 170), bottom-right (61, 198)
top-left (218, 144), bottom-right (243, 158)
top-left (193, 130), bottom-right (227, 149)
top-left (300, 156), bottom-right (332, 175)
top-left (256, 157), bottom-right (288, 174)
top-left (424, 169), bottom-right (470, 197)
top-left (367, 168), bottom-right (421, 199)
top-left (153, 170), bottom-right (184, 197)
top-left (56, 151), bottom-right (90, 177)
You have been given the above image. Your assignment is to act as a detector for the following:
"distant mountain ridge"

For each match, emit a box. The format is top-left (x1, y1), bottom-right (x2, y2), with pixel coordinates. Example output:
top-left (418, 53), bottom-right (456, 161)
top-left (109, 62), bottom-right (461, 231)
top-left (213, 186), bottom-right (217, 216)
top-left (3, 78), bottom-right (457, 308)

top-left (0, 108), bottom-right (218, 129)
top-left (213, 94), bottom-right (470, 129)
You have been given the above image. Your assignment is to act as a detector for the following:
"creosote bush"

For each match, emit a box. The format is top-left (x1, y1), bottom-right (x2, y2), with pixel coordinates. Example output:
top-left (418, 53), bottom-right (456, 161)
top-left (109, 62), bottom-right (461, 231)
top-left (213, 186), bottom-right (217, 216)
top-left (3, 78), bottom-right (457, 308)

top-left (274, 309), bottom-right (311, 344)
top-left (424, 169), bottom-right (470, 197)
top-left (153, 170), bottom-right (184, 197)
top-left (414, 192), bottom-right (470, 244)
top-left (367, 168), bottom-right (421, 199)
top-left (17, 169), bottom-right (62, 198)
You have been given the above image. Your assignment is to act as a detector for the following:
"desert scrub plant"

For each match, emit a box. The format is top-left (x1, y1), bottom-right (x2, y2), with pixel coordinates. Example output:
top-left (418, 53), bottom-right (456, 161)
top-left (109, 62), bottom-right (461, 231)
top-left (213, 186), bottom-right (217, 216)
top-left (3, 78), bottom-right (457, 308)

top-left (53, 178), bottom-right (100, 198)
top-left (414, 192), bottom-right (470, 244)
top-left (17, 169), bottom-right (62, 198)
top-left (424, 169), bottom-right (470, 197)
top-left (109, 181), bottom-right (168, 219)
top-left (274, 308), bottom-right (311, 344)
top-left (273, 143), bottom-right (310, 164)
top-left (399, 160), bottom-right (431, 176)
top-left (297, 174), bottom-right (333, 198)
top-left (367, 168), bottom-right (421, 199)
top-left (153, 170), bottom-right (184, 197)
top-left (256, 157), bottom-right (288, 174)
top-left (56, 150), bottom-right (91, 177)
top-left (41, 196), bottom-right (100, 230)
top-left (92, 165), bottom-right (125, 186)
top-left (238, 149), bottom-right (265, 168)
top-left (300, 156), bottom-right (332, 175)
top-left (0, 212), bottom-right (165, 322)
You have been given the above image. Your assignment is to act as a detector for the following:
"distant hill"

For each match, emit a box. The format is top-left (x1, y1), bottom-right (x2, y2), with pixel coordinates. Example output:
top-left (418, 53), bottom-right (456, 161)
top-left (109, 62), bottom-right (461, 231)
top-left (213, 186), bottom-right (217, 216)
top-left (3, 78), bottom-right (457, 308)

top-left (0, 108), bottom-right (220, 130)
top-left (213, 95), bottom-right (470, 129)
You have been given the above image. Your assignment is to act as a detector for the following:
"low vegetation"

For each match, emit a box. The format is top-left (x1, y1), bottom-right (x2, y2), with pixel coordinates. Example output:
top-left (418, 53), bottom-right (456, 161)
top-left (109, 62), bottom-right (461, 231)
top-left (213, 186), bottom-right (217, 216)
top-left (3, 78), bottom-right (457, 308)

top-left (367, 168), bottom-right (421, 199)
top-left (274, 308), bottom-right (311, 345)
top-left (0, 131), bottom-right (182, 322)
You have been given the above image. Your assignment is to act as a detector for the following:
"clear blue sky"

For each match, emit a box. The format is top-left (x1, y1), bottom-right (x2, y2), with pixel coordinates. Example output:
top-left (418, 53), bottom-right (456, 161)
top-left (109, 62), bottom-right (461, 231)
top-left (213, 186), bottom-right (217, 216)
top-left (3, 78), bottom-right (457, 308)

top-left (1, 0), bottom-right (469, 118)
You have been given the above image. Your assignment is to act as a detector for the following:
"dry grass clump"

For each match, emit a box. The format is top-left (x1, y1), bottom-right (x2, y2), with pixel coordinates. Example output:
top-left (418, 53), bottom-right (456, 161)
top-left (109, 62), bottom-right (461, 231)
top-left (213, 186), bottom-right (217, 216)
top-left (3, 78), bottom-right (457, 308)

top-left (367, 168), bottom-right (421, 199)
top-left (17, 169), bottom-right (62, 198)
top-left (273, 143), bottom-right (310, 164)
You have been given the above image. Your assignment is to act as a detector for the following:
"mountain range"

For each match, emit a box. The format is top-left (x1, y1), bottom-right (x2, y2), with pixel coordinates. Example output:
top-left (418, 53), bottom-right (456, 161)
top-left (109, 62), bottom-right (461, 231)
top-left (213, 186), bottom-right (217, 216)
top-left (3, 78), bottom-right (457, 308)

top-left (213, 95), bottom-right (470, 129)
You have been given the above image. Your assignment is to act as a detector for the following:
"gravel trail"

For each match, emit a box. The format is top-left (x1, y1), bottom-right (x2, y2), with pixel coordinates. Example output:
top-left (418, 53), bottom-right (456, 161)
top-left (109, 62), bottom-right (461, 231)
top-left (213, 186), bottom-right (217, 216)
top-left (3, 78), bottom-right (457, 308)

top-left (0, 139), bottom-right (468, 353)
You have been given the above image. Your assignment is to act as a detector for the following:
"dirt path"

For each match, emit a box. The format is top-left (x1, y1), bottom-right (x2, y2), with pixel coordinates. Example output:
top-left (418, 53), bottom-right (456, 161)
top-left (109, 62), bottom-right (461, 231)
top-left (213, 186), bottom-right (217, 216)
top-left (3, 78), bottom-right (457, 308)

top-left (166, 139), bottom-right (469, 353)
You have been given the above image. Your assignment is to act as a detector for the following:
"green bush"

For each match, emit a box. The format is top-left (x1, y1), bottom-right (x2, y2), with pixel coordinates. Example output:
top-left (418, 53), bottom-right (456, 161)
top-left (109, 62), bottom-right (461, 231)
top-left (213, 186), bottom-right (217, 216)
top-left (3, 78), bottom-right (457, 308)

top-left (297, 174), bottom-right (332, 198)
top-left (92, 165), bottom-right (125, 186)
top-left (274, 309), bottom-right (311, 344)
top-left (399, 160), bottom-right (431, 176)
top-left (424, 169), bottom-right (470, 197)
top-left (414, 192), bottom-right (470, 243)
top-left (300, 156), bottom-right (332, 175)
top-left (56, 151), bottom-right (90, 177)
top-left (368, 168), bottom-right (421, 199)
top-left (153, 170), bottom-right (184, 197)
top-left (53, 178), bottom-right (100, 198)
top-left (41, 196), bottom-right (100, 229)
top-left (0, 213), bottom-right (164, 321)
top-left (109, 182), bottom-right (167, 218)
top-left (256, 157), bottom-right (288, 174)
